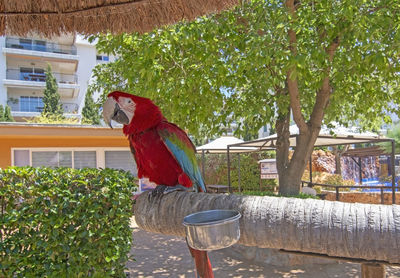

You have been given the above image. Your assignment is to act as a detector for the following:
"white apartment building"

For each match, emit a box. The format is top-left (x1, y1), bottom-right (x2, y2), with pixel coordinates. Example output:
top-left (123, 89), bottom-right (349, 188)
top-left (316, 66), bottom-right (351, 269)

top-left (0, 34), bottom-right (108, 121)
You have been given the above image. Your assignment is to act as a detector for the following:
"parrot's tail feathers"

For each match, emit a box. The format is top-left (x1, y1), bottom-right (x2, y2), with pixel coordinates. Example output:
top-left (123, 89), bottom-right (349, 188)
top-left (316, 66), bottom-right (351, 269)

top-left (188, 245), bottom-right (214, 278)
top-left (198, 178), bottom-right (207, 193)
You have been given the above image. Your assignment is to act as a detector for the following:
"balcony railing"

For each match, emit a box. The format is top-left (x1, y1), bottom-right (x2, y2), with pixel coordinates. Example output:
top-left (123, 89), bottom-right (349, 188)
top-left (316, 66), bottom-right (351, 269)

top-left (9, 102), bottom-right (79, 114)
top-left (5, 37), bottom-right (77, 55)
top-left (6, 69), bottom-right (78, 84)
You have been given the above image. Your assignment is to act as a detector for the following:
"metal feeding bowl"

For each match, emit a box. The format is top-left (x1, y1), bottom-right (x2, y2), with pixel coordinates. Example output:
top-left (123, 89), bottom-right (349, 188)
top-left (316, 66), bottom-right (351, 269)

top-left (183, 209), bottom-right (241, 251)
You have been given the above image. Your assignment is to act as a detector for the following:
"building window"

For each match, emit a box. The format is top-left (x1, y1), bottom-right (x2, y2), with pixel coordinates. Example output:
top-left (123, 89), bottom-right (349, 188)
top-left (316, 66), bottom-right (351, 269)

top-left (32, 151), bottom-right (72, 168)
top-left (31, 151), bottom-right (96, 169)
top-left (18, 38), bottom-right (47, 51)
top-left (96, 55), bottom-right (109, 62)
top-left (19, 38), bottom-right (32, 50)
top-left (14, 150), bottom-right (98, 169)
top-left (12, 149), bottom-right (137, 175)
top-left (20, 96), bottom-right (44, 112)
top-left (105, 150), bottom-right (137, 175)
top-left (74, 151), bottom-right (97, 169)
top-left (34, 40), bottom-right (46, 51)
top-left (14, 150), bottom-right (30, 166)
top-left (20, 67), bottom-right (46, 81)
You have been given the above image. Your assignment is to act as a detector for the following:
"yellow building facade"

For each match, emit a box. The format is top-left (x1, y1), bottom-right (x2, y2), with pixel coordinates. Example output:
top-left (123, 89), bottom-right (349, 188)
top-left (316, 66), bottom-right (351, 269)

top-left (0, 123), bottom-right (136, 174)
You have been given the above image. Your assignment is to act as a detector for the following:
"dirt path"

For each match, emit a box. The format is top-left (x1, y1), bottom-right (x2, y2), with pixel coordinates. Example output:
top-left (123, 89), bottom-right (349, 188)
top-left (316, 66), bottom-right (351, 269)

top-left (126, 219), bottom-right (400, 278)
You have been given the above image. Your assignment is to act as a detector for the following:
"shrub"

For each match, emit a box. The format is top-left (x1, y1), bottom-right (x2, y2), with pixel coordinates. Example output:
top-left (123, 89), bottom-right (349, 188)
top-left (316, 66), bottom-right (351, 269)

top-left (0, 167), bottom-right (137, 277)
top-left (199, 152), bottom-right (275, 192)
top-left (303, 171), bottom-right (355, 192)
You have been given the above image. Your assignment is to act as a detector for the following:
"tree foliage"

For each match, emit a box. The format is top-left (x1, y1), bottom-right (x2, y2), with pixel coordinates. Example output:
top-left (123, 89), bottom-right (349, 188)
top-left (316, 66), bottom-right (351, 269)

top-left (0, 105), bottom-right (5, 121)
top-left (89, 0), bottom-right (400, 194)
top-left (82, 90), bottom-right (101, 125)
top-left (90, 0), bottom-right (400, 137)
top-left (42, 64), bottom-right (63, 118)
top-left (380, 122), bottom-right (400, 153)
top-left (0, 105), bottom-right (15, 122)
top-left (26, 114), bottom-right (80, 125)
top-left (3, 105), bottom-right (14, 122)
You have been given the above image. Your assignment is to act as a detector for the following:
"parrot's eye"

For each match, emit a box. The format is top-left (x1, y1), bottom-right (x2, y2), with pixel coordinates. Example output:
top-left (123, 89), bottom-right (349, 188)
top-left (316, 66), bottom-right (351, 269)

top-left (128, 100), bottom-right (132, 104)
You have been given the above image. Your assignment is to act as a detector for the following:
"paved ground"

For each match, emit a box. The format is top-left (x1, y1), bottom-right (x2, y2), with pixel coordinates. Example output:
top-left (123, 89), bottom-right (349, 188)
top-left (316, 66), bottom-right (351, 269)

top-left (126, 219), bottom-right (400, 278)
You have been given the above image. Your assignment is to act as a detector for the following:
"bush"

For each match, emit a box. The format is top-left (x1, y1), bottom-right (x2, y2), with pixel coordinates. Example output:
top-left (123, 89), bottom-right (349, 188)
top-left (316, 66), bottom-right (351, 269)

top-left (200, 152), bottom-right (275, 192)
top-left (303, 171), bottom-right (355, 192)
top-left (0, 167), bottom-right (137, 277)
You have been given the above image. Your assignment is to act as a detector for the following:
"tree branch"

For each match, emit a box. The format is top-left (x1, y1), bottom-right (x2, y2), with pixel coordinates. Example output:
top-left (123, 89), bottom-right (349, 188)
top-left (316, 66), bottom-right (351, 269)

top-left (134, 191), bottom-right (400, 264)
top-left (285, 0), bottom-right (308, 133)
top-left (309, 37), bottom-right (340, 127)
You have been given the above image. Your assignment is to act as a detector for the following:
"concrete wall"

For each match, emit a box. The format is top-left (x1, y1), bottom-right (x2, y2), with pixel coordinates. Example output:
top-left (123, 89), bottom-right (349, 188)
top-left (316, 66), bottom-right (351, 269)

top-left (0, 37), bottom-right (7, 105)
top-left (75, 37), bottom-right (97, 114)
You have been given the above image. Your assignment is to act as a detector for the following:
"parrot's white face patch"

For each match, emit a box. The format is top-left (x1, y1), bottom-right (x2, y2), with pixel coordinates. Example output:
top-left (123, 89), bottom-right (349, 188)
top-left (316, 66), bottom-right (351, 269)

top-left (118, 96), bottom-right (136, 124)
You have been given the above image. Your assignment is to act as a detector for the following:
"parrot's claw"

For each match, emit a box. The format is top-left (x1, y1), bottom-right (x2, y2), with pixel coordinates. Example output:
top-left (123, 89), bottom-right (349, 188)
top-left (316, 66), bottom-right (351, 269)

top-left (150, 185), bottom-right (167, 197)
top-left (150, 184), bottom-right (191, 197)
top-left (163, 184), bottom-right (191, 194)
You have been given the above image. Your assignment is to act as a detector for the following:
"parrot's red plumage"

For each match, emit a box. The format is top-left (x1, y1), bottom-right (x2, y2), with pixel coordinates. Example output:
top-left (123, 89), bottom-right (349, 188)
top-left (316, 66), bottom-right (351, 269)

top-left (103, 91), bottom-right (212, 277)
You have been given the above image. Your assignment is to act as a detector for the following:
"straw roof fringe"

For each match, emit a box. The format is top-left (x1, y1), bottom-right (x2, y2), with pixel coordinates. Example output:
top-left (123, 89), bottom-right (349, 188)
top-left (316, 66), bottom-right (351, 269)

top-left (0, 0), bottom-right (238, 37)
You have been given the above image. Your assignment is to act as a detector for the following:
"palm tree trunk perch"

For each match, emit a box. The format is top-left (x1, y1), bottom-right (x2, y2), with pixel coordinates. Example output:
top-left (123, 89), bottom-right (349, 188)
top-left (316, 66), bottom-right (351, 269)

top-left (134, 191), bottom-right (400, 265)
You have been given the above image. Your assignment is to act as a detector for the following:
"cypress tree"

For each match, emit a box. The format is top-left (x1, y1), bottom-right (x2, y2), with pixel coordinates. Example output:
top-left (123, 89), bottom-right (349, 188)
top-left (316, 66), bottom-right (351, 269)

top-left (0, 105), bottom-right (4, 121)
top-left (82, 91), bottom-right (100, 125)
top-left (4, 105), bottom-right (14, 122)
top-left (42, 64), bottom-right (63, 118)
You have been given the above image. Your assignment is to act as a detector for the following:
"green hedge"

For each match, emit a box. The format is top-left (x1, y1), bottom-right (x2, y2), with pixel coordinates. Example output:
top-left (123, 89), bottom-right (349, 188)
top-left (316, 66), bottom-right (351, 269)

top-left (200, 153), bottom-right (276, 192)
top-left (0, 167), bottom-right (137, 277)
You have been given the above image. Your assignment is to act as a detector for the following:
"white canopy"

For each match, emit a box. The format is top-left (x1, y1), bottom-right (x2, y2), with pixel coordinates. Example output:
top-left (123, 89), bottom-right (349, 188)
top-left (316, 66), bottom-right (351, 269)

top-left (196, 136), bottom-right (257, 154)
top-left (230, 124), bottom-right (390, 150)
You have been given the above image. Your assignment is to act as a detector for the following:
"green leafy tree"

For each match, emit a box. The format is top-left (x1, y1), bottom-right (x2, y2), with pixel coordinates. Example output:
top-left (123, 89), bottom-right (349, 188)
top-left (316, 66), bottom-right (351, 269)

top-left (0, 105), bottom-right (5, 121)
top-left (89, 0), bottom-right (400, 195)
top-left (82, 90), bottom-right (101, 125)
top-left (42, 64), bottom-right (63, 118)
top-left (4, 105), bottom-right (14, 122)
top-left (379, 122), bottom-right (400, 154)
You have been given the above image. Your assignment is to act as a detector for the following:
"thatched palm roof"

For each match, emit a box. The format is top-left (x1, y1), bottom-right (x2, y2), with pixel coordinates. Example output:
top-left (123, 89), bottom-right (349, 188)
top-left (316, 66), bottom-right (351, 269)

top-left (0, 0), bottom-right (238, 37)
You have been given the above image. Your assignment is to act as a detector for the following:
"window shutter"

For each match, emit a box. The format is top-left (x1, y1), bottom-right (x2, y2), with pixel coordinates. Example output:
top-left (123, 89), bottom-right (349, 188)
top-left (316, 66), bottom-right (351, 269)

top-left (74, 151), bottom-right (96, 169)
top-left (14, 150), bottom-right (30, 166)
top-left (59, 152), bottom-right (72, 167)
top-left (32, 151), bottom-right (58, 168)
top-left (105, 151), bottom-right (137, 175)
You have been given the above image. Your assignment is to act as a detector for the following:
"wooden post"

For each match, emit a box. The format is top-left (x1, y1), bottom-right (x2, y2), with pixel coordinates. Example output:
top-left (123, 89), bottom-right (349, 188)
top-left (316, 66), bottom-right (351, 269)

top-left (238, 153), bottom-right (241, 193)
top-left (380, 188), bottom-right (384, 204)
top-left (391, 140), bottom-right (396, 204)
top-left (335, 187), bottom-right (339, 201)
top-left (227, 146), bottom-right (231, 193)
top-left (361, 263), bottom-right (385, 278)
top-left (309, 155), bottom-right (313, 185)
top-left (201, 150), bottom-right (205, 180)
top-left (259, 162), bottom-right (262, 192)
top-left (359, 157), bottom-right (363, 185)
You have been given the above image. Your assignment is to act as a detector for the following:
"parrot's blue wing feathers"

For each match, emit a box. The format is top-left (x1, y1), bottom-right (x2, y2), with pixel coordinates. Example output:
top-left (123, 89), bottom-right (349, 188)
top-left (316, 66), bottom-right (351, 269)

top-left (158, 123), bottom-right (206, 192)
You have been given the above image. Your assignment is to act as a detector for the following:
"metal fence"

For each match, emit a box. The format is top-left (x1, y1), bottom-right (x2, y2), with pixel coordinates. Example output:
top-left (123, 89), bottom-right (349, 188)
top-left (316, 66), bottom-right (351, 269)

top-left (301, 180), bottom-right (400, 204)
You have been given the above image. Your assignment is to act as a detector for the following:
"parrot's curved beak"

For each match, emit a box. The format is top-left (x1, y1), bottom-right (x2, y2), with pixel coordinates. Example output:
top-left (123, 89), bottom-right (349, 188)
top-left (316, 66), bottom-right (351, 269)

top-left (103, 97), bottom-right (130, 128)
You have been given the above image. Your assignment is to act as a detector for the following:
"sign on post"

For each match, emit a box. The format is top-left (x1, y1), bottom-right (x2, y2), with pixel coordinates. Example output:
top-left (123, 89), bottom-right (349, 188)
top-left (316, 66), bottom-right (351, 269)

top-left (259, 159), bottom-right (278, 179)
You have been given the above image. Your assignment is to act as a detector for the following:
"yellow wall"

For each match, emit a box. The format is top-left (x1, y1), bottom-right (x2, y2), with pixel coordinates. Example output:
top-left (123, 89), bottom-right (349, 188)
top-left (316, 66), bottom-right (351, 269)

top-left (0, 136), bottom-right (129, 169)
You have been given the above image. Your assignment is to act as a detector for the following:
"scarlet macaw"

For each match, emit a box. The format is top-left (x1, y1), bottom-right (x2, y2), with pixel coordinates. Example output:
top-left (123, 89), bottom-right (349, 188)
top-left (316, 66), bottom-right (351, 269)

top-left (103, 91), bottom-right (213, 278)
